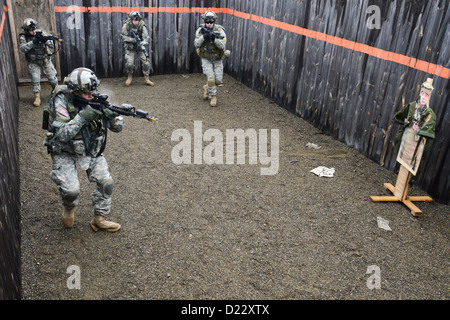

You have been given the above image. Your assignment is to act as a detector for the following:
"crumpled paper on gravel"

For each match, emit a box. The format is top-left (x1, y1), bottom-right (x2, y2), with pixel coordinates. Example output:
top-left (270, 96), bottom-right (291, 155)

top-left (310, 166), bottom-right (335, 177)
top-left (377, 216), bottom-right (392, 231)
top-left (306, 142), bottom-right (321, 150)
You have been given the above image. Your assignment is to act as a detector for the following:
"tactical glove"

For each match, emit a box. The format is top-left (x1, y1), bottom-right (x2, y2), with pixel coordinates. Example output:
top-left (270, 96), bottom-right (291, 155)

top-left (79, 106), bottom-right (103, 122)
top-left (103, 108), bottom-right (119, 120)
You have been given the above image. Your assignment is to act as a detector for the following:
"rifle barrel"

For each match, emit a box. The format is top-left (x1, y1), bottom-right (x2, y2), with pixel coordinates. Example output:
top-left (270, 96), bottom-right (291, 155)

top-left (89, 96), bottom-right (156, 122)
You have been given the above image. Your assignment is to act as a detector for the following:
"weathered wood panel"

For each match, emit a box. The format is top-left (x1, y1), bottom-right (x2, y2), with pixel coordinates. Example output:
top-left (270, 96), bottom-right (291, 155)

top-left (222, 0), bottom-right (449, 204)
top-left (0, 0), bottom-right (21, 299)
top-left (53, 0), bottom-right (219, 77)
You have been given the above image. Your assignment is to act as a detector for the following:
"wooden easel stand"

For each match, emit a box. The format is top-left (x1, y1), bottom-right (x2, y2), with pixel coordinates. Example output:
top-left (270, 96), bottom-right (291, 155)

top-left (370, 166), bottom-right (432, 217)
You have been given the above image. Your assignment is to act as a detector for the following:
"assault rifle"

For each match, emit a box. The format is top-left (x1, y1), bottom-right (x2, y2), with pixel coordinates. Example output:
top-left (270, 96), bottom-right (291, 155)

top-left (131, 31), bottom-right (150, 62)
top-left (200, 27), bottom-right (224, 43)
top-left (88, 93), bottom-right (157, 122)
top-left (35, 29), bottom-right (62, 43)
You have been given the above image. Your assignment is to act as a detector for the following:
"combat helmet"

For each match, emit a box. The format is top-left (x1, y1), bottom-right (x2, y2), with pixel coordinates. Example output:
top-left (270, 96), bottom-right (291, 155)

top-left (64, 68), bottom-right (100, 93)
top-left (22, 18), bottom-right (38, 31)
top-left (129, 11), bottom-right (141, 21)
top-left (201, 11), bottom-right (218, 23)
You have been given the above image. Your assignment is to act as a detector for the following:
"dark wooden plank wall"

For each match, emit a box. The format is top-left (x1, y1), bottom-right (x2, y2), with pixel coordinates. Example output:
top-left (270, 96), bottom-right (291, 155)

top-left (0, 0), bottom-right (21, 299)
top-left (54, 0), bottom-right (219, 77)
top-left (221, 0), bottom-right (449, 204)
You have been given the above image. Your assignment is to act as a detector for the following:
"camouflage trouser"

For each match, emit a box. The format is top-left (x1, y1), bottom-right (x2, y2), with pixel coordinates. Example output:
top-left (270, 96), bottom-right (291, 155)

top-left (201, 58), bottom-right (223, 96)
top-left (28, 59), bottom-right (58, 93)
top-left (125, 49), bottom-right (150, 75)
top-left (50, 153), bottom-right (114, 216)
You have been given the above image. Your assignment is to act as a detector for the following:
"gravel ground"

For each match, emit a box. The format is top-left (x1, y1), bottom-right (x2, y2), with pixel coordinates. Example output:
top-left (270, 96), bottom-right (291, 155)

top-left (19, 73), bottom-right (448, 300)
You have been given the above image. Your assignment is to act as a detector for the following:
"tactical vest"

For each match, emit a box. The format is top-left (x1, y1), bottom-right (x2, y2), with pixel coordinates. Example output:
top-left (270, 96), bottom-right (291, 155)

top-left (43, 85), bottom-right (77, 131)
top-left (122, 20), bottom-right (147, 51)
top-left (44, 85), bottom-right (106, 156)
top-left (126, 20), bottom-right (146, 38)
top-left (20, 31), bottom-right (50, 63)
top-left (197, 24), bottom-right (225, 60)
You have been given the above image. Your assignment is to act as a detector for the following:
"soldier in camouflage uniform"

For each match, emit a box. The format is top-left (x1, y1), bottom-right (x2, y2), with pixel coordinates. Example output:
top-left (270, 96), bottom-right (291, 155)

top-left (44, 67), bottom-right (128, 232)
top-left (121, 11), bottom-right (154, 87)
top-left (194, 11), bottom-right (230, 107)
top-left (19, 18), bottom-right (58, 107)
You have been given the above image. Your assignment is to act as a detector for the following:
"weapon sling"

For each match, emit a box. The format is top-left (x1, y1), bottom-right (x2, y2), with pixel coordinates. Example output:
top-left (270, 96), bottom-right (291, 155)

top-left (81, 116), bottom-right (108, 158)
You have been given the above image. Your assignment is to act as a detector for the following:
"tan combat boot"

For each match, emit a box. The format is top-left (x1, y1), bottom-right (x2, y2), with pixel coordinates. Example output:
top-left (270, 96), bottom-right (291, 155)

top-left (90, 215), bottom-right (121, 233)
top-left (125, 74), bottom-right (133, 87)
top-left (210, 95), bottom-right (217, 107)
top-left (203, 84), bottom-right (209, 100)
top-left (144, 75), bottom-right (154, 86)
top-left (62, 207), bottom-right (75, 228)
top-left (207, 77), bottom-right (216, 106)
top-left (33, 92), bottom-right (41, 107)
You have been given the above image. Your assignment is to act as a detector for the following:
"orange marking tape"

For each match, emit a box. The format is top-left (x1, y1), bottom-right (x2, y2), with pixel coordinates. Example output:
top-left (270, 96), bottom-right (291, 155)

top-left (0, 6), bottom-right (7, 44)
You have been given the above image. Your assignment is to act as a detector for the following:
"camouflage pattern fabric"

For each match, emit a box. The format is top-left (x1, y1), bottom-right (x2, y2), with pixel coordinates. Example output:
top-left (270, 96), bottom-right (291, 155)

top-left (200, 58), bottom-right (223, 96)
top-left (124, 49), bottom-right (150, 75)
top-left (50, 153), bottom-right (113, 215)
top-left (194, 24), bottom-right (227, 96)
top-left (47, 89), bottom-right (124, 216)
top-left (19, 31), bottom-right (58, 92)
top-left (121, 21), bottom-right (150, 75)
top-left (27, 60), bottom-right (58, 93)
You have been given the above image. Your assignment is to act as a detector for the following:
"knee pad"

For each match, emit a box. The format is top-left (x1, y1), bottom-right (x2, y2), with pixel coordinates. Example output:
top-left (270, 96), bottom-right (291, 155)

top-left (142, 61), bottom-right (150, 72)
top-left (63, 189), bottom-right (80, 204)
top-left (207, 77), bottom-right (215, 88)
top-left (102, 178), bottom-right (114, 197)
top-left (30, 73), bottom-right (40, 83)
top-left (126, 63), bottom-right (134, 73)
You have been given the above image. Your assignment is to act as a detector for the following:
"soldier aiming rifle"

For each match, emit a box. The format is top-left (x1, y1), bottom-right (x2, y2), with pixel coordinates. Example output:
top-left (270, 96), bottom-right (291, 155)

top-left (199, 26), bottom-right (225, 43)
top-left (19, 18), bottom-right (61, 107)
top-left (34, 29), bottom-right (63, 45)
top-left (43, 68), bottom-right (156, 233)
top-left (121, 11), bottom-right (154, 86)
top-left (194, 11), bottom-right (231, 107)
